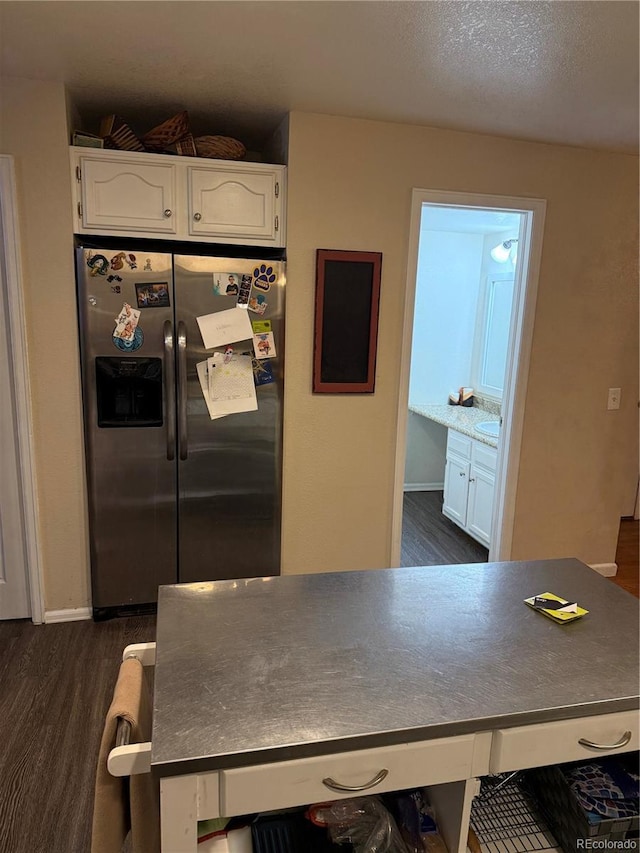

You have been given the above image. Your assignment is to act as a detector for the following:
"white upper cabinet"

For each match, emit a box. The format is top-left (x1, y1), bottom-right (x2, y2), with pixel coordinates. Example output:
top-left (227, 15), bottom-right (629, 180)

top-left (188, 165), bottom-right (282, 243)
top-left (70, 148), bottom-right (286, 246)
top-left (76, 154), bottom-right (178, 235)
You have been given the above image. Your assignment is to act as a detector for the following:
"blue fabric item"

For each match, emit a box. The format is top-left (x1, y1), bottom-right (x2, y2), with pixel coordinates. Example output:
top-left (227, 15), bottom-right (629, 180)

top-left (564, 759), bottom-right (639, 820)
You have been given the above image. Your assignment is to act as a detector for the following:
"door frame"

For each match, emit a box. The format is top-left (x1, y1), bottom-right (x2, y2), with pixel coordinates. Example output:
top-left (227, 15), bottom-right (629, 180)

top-left (391, 189), bottom-right (547, 565)
top-left (0, 155), bottom-right (45, 623)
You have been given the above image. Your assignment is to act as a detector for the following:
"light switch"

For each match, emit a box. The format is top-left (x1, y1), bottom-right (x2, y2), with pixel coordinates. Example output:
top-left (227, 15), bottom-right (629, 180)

top-left (607, 388), bottom-right (621, 410)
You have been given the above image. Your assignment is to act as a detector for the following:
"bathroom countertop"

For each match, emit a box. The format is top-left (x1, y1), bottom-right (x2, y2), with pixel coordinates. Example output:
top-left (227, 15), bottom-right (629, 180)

top-left (409, 403), bottom-right (499, 447)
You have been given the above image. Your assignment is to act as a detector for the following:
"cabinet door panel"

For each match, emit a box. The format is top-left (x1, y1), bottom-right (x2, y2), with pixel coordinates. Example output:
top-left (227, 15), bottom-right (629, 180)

top-left (188, 167), bottom-right (280, 243)
top-left (443, 456), bottom-right (469, 526)
top-left (466, 465), bottom-right (495, 546)
top-left (79, 156), bottom-right (177, 234)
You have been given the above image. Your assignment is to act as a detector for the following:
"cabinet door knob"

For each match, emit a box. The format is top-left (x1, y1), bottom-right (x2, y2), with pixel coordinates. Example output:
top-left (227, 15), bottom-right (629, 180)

top-left (459, 471), bottom-right (465, 477)
top-left (193, 212), bottom-right (202, 221)
top-left (164, 209), bottom-right (172, 218)
top-left (322, 768), bottom-right (388, 792)
top-left (469, 478), bottom-right (475, 483)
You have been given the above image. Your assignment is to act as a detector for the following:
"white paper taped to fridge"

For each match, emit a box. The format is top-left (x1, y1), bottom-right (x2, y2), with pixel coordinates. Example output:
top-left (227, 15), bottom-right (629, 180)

top-left (196, 360), bottom-right (224, 420)
top-left (196, 307), bottom-right (253, 349)
top-left (207, 353), bottom-right (257, 417)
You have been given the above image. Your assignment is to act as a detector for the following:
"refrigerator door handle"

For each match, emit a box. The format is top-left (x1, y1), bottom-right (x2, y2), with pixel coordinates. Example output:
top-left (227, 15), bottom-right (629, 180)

top-left (163, 320), bottom-right (176, 461)
top-left (177, 320), bottom-right (188, 460)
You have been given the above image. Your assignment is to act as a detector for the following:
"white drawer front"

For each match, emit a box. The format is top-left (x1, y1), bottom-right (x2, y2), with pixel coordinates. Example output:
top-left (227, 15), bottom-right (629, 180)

top-left (447, 430), bottom-right (471, 460)
top-left (490, 710), bottom-right (639, 773)
top-left (220, 735), bottom-right (476, 816)
top-left (472, 442), bottom-right (497, 472)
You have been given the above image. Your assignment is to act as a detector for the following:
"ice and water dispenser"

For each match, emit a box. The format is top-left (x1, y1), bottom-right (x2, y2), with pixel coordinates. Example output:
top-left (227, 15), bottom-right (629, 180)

top-left (95, 357), bottom-right (163, 428)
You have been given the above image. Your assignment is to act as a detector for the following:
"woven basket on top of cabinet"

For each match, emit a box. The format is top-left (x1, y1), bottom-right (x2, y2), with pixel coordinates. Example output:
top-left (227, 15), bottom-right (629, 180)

top-left (142, 111), bottom-right (190, 151)
top-left (195, 135), bottom-right (246, 160)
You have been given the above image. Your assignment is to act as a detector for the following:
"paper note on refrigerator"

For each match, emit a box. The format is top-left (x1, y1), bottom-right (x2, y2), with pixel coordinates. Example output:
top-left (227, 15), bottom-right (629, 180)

top-left (196, 360), bottom-right (224, 420)
top-left (207, 353), bottom-right (257, 417)
top-left (196, 307), bottom-right (253, 349)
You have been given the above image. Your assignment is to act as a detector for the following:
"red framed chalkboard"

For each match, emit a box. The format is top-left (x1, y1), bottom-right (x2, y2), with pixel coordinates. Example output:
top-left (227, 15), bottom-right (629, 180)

top-left (313, 249), bottom-right (382, 393)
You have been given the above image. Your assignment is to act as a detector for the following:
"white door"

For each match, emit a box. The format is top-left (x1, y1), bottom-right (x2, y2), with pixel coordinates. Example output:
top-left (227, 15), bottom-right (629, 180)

top-left (0, 186), bottom-right (30, 618)
top-left (0, 155), bottom-right (40, 621)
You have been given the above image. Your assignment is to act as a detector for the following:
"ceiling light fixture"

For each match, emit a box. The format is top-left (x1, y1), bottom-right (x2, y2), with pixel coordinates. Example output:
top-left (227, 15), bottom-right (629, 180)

top-left (490, 238), bottom-right (518, 263)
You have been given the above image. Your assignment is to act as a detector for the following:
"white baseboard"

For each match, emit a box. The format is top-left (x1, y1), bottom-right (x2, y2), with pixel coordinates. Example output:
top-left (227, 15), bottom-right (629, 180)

top-left (403, 482), bottom-right (444, 492)
top-left (44, 607), bottom-right (92, 624)
top-left (589, 563), bottom-right (618, 578)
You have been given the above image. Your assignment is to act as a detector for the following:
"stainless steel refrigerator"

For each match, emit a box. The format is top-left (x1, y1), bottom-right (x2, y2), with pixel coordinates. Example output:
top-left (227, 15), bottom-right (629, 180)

top-left (76, 244), bottom-right (285, 618)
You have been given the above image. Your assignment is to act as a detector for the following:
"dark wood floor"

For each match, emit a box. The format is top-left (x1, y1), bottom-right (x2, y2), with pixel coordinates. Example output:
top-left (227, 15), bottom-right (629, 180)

top-left (611, 517), bottom-right (639, 598)
top-left (0, 516), bottom-right (635, 853)
top-left (0, 614), bottom-right (156, 853)
top-left (401, 490), bottom-right (489, 566)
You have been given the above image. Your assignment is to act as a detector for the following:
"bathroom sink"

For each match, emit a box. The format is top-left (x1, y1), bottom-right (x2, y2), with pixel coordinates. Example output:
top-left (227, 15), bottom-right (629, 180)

top-left (475, 421), bottom-right (500, 437)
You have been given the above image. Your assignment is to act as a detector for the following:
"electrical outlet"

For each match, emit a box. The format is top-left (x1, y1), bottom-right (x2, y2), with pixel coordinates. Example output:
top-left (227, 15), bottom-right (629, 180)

top-left (607, 387), bottom-right (621, 410)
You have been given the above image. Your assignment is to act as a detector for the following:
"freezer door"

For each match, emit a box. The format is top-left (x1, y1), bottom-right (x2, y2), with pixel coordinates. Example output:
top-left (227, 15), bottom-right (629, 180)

top-left (173, 255), bottom-right (284, 583)
top-left (76, 247), bottom-right (178, 609)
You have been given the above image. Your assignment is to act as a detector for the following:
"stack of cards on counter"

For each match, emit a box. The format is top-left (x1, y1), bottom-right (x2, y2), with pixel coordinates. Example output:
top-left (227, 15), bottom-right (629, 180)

top-left (524, 592), bottom-right (589, 623)
top-left (196, 353), bottom-right (257, 420)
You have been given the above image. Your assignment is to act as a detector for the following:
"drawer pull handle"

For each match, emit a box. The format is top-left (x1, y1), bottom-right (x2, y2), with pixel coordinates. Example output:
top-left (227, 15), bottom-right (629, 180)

top-left (322, 768), bottom-right (388, 793)
top-left (578, 731), bottom-right (632, 751)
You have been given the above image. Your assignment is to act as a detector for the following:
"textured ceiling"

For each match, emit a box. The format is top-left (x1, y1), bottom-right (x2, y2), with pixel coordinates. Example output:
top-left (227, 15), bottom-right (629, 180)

top-left (1, 1), bottom-right (638, 154)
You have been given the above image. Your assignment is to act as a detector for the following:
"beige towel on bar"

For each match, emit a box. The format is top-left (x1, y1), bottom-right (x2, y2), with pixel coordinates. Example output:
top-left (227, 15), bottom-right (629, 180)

top-left (91, 657), bottom-right (160, 853)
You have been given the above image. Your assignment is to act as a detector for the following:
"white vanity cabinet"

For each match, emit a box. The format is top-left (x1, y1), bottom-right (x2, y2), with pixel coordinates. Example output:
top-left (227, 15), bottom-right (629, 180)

top-left (70, 147), bottom-right (286, 246)
top-left (443, 429), bottom-right (496, 547)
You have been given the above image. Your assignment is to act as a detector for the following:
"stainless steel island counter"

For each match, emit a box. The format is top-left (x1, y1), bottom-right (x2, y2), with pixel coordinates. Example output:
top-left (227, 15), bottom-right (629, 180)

top-left (152, 558), bottom-right (639, 852)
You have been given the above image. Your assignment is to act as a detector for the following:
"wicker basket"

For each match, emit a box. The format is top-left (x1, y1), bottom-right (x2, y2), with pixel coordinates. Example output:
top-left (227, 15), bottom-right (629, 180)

top-left (143, 111), bottom-right (190, 151)
top-left (100, 115), bottom-right (145, 152)
top-left (195, 135), bottom-right (246, 160)
top-left (174, 133), bottom-right (197, 157)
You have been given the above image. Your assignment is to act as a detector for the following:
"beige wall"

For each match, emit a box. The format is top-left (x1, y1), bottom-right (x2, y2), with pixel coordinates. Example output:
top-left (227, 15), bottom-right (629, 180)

top-left (1, 83), bottom-right (637, 611)
top-left (1, 77), bottom-right (90, 610)
top-left (282, 112), bottom-right (638, 573)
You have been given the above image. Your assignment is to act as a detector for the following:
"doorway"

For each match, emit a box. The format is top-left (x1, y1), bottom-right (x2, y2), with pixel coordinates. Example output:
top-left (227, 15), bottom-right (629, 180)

top-left (392, 190), bottom-right (546, 567)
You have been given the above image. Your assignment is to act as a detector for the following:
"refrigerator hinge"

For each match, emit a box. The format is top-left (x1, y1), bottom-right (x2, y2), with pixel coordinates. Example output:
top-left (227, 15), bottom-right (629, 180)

top-left (275, 215), bottom-right (279, 232)
top-left (76, 165), bottom-right (82, 182)
top-left (77, 202), bottom-right (83, 218)
top-left (275, 181), bottom-right (279, 198)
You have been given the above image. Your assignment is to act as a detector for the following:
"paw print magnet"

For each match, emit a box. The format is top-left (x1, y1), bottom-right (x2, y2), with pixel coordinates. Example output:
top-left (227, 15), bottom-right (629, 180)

top-left (253, 264), bottom-right (276, 292)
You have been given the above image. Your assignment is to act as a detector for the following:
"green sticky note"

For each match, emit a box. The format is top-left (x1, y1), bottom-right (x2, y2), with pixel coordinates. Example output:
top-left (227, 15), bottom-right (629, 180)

top-left (252, 319), bottom-right (271, 334)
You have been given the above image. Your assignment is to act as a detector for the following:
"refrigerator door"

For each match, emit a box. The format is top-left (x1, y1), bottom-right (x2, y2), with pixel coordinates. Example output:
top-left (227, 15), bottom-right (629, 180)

top-left (76, 247), bottom-right (178, 610)
top-left (173, 255), bottom-right (284, 583)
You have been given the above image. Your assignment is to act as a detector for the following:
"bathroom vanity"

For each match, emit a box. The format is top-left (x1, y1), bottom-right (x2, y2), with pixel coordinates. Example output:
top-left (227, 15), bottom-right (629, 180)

top-left (152, 558), bottom-right (639, 852)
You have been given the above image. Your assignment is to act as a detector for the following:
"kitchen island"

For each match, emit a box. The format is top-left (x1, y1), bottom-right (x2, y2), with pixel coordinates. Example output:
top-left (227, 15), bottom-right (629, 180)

top-left (152, 559), bottom-right (639, 852)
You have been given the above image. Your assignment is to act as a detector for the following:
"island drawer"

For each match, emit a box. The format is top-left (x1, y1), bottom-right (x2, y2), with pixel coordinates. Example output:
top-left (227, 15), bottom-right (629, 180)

top-left (490, 709), bottom-right (639, 773)
top-left (219, 734), bottom-right (477, 816)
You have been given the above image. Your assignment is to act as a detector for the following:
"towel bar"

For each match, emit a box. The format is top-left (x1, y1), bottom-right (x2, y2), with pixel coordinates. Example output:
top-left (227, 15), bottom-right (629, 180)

top-left (107, 642), bottom-right (156, 777)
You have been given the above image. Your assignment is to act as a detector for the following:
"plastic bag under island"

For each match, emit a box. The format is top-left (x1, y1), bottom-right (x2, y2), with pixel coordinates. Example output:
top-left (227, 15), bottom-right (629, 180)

top-left (317, 796), bottom-right (412, 853)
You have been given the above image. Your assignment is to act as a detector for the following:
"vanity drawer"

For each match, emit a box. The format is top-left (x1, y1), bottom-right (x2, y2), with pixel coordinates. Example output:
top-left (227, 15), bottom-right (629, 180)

top-left (490, 710), bottom-right (639, 773)
top-left (220, 734), bottom-right (477, 816)
top-left (447, 430), bottom-right (472, 460)
top-left (471, 442), bottom-right (497, 472)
